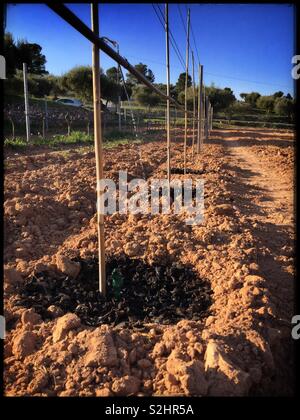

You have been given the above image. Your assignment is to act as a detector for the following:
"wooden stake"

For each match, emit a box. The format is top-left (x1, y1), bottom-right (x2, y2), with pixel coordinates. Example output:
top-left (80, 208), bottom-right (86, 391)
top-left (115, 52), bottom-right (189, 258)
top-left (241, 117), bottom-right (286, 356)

top-left (91, 3), bottom-right (106, 295)
top-left (23, 63), bottom-right (30, 143)
top-left (197, 64), bottom-right (203, 154)
top-left (165, 3), bottom-right (171, 185)
top-left (192, 51), bottom-right (196, 159)
top-left (184, 8), bottom-right (190, 174)
top-left (209, 103), bottom-right (212, 134)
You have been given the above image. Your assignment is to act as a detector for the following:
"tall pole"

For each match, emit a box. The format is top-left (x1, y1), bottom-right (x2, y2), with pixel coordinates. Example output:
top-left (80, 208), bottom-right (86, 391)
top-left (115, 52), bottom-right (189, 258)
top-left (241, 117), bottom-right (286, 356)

top-left (184, 8), bottom-right (190, 174)
top-left (165, 3), bottom-right (171, 185)
top-left (117, 45), bottom-right (121, 131)
top-left (44, 97), bottom-right (48, 131)
top-left (202, 85), bottom-right (206, 146)
top-left (210, 106), bottom-right (213, 131)
top-left (23, 63), bottom-right (30, 143)
top-left (192, 51), bottom-right (196, 159)
top-left (205, 96), bottom-right (209, 143)
top-left (207, 103), bottom-right (210, 136)
top-left (91, 3), bottom-right (106, 295)
top-left (197, 64), bottom-right (203, 154)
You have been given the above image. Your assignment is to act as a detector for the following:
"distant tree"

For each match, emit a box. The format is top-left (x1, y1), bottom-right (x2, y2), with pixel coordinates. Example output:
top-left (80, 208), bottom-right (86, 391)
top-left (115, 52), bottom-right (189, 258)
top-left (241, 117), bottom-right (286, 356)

top-left (126, 63), bottom-right (155, 85)
top-left (206, 85), bottom-right (236, 112)
top-left (240, 91), bottom-right (261, 107)
top-left (178, 86), bottom-right (198, 109)
top-left (15, 39), bottom-right (48, 74)
top-left (175, 72), bottom-right (192, 95)
top-left (133, 84), bottom-right (160, 109)
top-left (3, 32), bottom-right (17, 77)
top-left (5, 71), bottom-right (24, 95)
top-left (120, 82), bottom-right (133, 100)
top-left (28, 75), bottom-right (53, 97)
top-left (285, 93), bottom-right (293, 100)
top-left (256, 95), bottom-right (275, 114)
top-left (274, 97), bottom-right (294, 119)
top-left (61, 66), bottom-right (93, 102)
top-left (101, 77), bottom-right (119, 105)
top-left (106, 66), bottom-right (135, 100)
top-left (170, 84), bottom-right (178, 100)
top-left (230, 101), bottom-right (253, 114)
top-left (106, 66), bottom-right (120, 83)
top-left (4, 32), bottom-right (48, 76)
top-left (61, 66), bottom-right (119, 104)
top-left (153, 83), bottom-right (166, 105)
top-left (46, 75), bottom-right (67, 99)
top-left (273, 91), bottom-right (284, 99)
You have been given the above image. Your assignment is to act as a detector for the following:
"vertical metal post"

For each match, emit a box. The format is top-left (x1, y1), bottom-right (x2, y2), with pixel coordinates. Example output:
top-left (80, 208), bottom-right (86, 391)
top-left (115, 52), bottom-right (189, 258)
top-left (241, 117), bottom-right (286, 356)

top-left (165, 3), bottom-right (171, 185)
top-left (23, 63), bottom-right (30, 143)
top-left (91, 3), bottom-right (106, 295)
top-left (184, 8), bottom-right (190, 174)
top-left (197, 64), bottom-right (203, 153)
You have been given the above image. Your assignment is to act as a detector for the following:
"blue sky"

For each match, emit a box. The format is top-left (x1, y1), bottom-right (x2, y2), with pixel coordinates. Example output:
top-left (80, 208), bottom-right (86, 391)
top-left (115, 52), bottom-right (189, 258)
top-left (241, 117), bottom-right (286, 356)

top-left (6, 3), bottom-right (295, 98)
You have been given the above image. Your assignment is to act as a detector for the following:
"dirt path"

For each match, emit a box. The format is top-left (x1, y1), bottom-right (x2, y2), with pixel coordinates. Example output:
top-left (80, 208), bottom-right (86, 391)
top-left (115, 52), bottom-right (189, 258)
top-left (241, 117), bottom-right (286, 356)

top-left (222, 131), bottom-right (295, 395)
top-left (229, 142), bottom-right (293, 224)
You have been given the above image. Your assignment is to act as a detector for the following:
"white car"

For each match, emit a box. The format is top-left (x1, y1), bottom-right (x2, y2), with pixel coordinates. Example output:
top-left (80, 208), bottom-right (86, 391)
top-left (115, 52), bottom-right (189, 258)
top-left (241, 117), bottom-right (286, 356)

top-left (56, 98), bottom-right (83, 107)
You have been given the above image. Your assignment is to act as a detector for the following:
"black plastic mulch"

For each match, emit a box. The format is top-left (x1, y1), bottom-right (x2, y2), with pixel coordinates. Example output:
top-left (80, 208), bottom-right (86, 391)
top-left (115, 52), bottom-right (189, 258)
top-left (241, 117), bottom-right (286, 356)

top-left (14, 255), bottom-right (212, 329)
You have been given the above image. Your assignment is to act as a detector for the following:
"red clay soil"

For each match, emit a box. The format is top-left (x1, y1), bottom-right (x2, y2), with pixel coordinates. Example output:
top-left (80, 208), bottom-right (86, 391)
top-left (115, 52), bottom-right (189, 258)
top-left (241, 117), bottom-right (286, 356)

top-left (4, 127), bottom-right (294, 396)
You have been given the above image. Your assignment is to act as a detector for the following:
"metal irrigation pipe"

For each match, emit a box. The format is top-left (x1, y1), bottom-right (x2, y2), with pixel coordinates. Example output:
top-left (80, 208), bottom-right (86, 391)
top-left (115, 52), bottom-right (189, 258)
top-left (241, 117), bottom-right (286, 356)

top-left (46, 2), bottom-right (192, 115)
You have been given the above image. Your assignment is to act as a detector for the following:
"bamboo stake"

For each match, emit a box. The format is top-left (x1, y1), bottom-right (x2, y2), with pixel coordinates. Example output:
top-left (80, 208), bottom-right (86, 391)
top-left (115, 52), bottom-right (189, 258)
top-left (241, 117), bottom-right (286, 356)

top-left (207, 103), bottom-right (210, 136)
top-left (192, 51), bottom-right (196, 159)
top-left (174, 106), bottom-right (176, 143)
top-left (197, 64), bottom-right (203, 154)
top-left (202, 86), bottom-right (206, 146)
top-left (165, 3), bottom-right (171, 185)
top-left (117, 54), bottom-right (121, 131)
top-left (184, 8), bottom-right (190, 174)
top-left (205, 96), bottom-right (209, 143)
top-left (23, 63), bottom-right (30, 143)
top-left (91, 3), bottom-right (106, 295)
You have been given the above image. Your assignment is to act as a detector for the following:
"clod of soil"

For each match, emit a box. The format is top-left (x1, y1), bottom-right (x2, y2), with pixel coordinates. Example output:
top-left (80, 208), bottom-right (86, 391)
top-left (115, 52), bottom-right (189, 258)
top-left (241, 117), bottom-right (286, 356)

top-left (14, 256), bottom-right (212, 328)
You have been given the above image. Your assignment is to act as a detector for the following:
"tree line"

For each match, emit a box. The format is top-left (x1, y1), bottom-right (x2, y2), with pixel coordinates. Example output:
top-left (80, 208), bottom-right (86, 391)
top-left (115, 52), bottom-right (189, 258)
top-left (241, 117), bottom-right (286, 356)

top-left (4, 33), bottom-right (294, 119)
